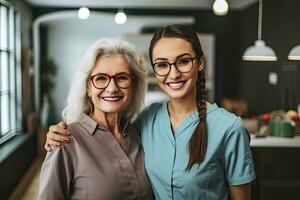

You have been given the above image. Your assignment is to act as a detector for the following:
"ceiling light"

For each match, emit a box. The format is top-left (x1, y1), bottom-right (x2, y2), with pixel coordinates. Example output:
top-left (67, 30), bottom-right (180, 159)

top-left (213, 0), bottom-right (229, 16)
top-left (242, 0), bottom-right (277, 61)
top-left (242, 40), bottom-right (277, 61)
top-left (114, 9), bottom-right (127, 24)
top-left (288, 45), bottom-right (300, 60)
top-left (78, 7), bottom-right (90, 20)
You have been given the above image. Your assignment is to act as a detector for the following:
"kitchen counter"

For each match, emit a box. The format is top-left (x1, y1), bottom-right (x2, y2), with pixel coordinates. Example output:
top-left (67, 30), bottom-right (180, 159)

top-left (250, 135), bottom-right (300, 148)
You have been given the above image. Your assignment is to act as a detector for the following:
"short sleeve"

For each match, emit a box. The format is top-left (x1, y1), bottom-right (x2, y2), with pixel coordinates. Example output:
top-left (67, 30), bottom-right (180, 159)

top-left (222, 117), bottom-right (256, 185)
top-left (38, 146), bottom-right (73, 200)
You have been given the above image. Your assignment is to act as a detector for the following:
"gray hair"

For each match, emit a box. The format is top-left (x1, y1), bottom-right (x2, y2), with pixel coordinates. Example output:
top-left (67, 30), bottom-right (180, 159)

top-left (62, 38), bottom-right (148, 124)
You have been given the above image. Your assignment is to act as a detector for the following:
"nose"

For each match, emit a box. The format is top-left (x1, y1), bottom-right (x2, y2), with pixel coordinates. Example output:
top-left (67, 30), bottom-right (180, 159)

top-left (168, 64), bottom-right (181, 79)
top-left (105, 78), bottom-right (119, 92)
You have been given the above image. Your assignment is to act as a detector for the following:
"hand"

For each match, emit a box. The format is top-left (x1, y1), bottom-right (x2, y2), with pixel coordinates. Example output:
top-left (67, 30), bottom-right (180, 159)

top-left (44, 122), bottom-right (70, 152)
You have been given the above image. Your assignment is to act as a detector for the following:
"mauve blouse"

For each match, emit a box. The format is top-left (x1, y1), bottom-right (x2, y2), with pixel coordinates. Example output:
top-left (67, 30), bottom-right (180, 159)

top-left (38, 114), bottom-right (153, 200)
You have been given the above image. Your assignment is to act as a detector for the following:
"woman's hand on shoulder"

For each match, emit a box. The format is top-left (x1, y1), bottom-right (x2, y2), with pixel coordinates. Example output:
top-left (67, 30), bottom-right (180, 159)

top-left (44, 122), bottom-right (70, 152)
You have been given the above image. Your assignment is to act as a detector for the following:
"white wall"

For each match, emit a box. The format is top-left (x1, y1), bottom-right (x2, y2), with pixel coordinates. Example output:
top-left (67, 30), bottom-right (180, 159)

top-left (45, 11), bottom-right (194, 121)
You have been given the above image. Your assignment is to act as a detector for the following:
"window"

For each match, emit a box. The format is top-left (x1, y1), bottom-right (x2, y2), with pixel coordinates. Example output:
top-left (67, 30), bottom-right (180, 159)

top-left (0, 0), bottom-right (21, 144)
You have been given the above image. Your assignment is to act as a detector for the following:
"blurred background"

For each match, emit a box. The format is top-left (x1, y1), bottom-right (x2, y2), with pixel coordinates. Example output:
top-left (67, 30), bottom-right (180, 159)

top-left (0, 0), bottom-right (300, 199)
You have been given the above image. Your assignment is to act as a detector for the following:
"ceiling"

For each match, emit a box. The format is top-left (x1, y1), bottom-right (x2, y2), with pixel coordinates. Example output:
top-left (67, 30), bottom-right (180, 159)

top-left (25, 0), bottom-right (258, 10)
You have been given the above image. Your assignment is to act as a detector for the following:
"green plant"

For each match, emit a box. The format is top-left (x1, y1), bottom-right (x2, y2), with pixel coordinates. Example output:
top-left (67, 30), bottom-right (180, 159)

top-left (40, 59), bottom-right (57, 126)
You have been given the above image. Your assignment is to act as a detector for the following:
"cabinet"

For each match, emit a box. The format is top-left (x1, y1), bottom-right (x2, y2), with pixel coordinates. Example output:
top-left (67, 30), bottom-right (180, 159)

top-left (251, 147), bottom-right (300, 200)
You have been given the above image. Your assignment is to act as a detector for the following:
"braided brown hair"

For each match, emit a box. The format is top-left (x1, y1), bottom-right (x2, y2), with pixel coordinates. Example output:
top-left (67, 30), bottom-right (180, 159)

top-left (149, 24), bottom-right (208, 171)
top-left (186, 69), bottom-right (208, 170)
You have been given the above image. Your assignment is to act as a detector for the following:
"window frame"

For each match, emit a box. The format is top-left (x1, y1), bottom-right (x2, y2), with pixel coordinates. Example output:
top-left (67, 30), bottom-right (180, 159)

top-left (0, 0), bottom-right (22, 144)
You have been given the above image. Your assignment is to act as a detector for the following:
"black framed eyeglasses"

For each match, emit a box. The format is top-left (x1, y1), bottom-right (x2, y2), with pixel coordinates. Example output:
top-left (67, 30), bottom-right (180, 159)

top-left (89, 72), bottom-right (133, 89)
top-left (152, 57), bottom-right (197, 76)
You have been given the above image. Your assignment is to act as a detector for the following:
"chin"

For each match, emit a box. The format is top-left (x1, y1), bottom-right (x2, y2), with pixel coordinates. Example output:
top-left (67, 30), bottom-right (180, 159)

top-left (161, 86), bottom-right (189, 99)
top-left (162, 85), bottom-right (197, 101)
top-left (99, 106), bottom-right (124, 114)
top-left (168, 92), bottom-right (189, 100)
top-left (98, 101), bottom-right (128, 113)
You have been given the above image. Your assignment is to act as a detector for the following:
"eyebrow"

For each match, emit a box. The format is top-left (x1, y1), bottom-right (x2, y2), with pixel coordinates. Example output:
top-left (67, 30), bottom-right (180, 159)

top-left (91, 71), bottom-right (130, 76)
top-left (154, 53), bottom-right (194, 62)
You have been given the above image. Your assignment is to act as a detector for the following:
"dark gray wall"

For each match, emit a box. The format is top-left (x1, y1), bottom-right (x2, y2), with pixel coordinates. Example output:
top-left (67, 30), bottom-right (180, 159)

top-left (193, 11), bottom-right (241, 104)
top-left (238, 0), bottom-right (300, 114)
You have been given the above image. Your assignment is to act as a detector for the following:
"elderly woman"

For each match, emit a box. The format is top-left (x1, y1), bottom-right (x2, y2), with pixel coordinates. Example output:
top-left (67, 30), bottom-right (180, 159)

top-left (38, 38), bottom-right (153, 200)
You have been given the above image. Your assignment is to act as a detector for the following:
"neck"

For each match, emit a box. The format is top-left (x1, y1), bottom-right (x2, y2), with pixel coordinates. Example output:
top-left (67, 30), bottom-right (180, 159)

top-left (168, 89), bottom-right (212, 118)
top-left (91, 110), bottom-right (122, 134)
top-left (168, 90), bottom-right (197, 118)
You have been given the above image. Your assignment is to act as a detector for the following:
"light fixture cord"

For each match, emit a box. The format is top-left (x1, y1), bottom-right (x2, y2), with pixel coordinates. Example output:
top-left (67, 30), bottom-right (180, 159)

top-left (258, 0), bottom-right (262, 40)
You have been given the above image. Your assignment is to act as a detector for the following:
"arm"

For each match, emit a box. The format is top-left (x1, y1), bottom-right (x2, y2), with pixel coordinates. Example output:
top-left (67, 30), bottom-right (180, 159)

top-left (222, 118), bottom-right (256, 198)
top-left (38, 146), bottom-right (73, 199)
top-left (44, 122), bottom-right (71, 152)
top-left (229, 183), bottom-right (252, 200)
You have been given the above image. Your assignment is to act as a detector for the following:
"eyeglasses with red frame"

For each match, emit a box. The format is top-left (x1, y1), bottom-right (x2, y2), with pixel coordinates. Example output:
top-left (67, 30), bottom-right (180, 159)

top-left (89, 72), bottom-right (133, 89)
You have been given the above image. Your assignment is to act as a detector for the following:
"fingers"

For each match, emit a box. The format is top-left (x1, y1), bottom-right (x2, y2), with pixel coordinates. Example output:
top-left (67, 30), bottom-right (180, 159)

top-left (45, 122), bottom-right (70, 152)
top-left (44, 142), bottom-right (52, 152)
top-left (49, 124), bottom-right (70, 136)
top-left (47, 131), bottom-right (70, 143)
top-left (58, 121), bottom-right (67, 129)
top-left (44, 139), bottom-right (61, 152)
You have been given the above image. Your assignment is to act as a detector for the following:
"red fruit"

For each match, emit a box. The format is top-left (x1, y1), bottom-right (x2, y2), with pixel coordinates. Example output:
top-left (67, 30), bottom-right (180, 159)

top-left (261, 113), bottom-right (270, 121)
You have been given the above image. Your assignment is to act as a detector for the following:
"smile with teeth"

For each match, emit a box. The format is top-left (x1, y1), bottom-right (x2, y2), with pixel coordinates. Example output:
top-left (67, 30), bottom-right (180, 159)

top-left (101, 96), bottom-right (123, 102)
top-left (166, 81), bottom-right (186, 89)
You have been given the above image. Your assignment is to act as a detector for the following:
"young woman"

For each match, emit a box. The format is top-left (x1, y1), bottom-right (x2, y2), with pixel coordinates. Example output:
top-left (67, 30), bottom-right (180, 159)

top-left (38, 38), bottom-right (153, 200)
top-left (45, 25), bottom-right (255, 200)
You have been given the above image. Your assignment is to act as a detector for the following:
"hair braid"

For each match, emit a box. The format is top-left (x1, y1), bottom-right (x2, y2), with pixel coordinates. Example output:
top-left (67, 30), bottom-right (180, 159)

top-left (186, 70), bottom-right (208, 170)
top-left (197, 70), bottom-right (207, 121)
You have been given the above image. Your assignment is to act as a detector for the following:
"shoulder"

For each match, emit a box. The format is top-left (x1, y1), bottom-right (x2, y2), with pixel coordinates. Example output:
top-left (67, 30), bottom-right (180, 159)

top-left (45, 142), bottom-right (72, 163)
top-left (209, 105), bottom-right (242, 130)
top-left (66, 121), bottom-right (90, 138)
top-left (137, 102), bottom-right (165, 120)
top-left (134, 101), bottom-right (165, 132)
top-left (208, 105), bottom-right (249, 140)
top-left (140, 102), bottom-right (164, 117)
top-left (66, 122), bottom-right (81, 135)
top-left (218, 110), bottom-right (249, 143)
top-left (56, 122), bottom-right (83, 150)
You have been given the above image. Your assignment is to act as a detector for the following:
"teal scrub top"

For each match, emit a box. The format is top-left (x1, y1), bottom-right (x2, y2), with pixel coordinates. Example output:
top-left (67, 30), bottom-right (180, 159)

top-left (134, 101), bottom-right (256, 200)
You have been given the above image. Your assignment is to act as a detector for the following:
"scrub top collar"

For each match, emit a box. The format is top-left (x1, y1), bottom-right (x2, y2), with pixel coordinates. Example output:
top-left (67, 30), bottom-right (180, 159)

top-left (162, 101), bottom-right (219, 138)
top-left (163, 101), bottom-right (219, 122)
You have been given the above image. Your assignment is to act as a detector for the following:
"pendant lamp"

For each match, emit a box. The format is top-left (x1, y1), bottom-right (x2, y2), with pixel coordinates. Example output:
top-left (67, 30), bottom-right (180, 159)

top-left (114, 9), bottom-right (127, 24)
top-left (78, 7), bottom-right (90, 20)
top-left (213, 0), bottom-right (229, 16)
top-left (288, 45), bottom-right (300, 60)
top-left (242, 0), bottom-right (277, 61)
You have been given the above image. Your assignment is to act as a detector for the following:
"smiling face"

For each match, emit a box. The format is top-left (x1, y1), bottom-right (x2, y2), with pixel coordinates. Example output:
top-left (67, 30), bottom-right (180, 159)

top-left (152, 38), bottom-right (203, 100)
top-left (87, 54), bottom-right (133, 116)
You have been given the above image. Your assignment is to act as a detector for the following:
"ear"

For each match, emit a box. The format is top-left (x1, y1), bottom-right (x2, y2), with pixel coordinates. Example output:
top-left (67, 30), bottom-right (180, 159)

top-left (198, 56), bottom-right (205, 71)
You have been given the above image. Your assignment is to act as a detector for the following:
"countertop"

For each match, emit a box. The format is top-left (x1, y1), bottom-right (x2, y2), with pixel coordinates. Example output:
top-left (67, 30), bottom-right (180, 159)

top-left (250, 135), bottom-right (300, 148)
